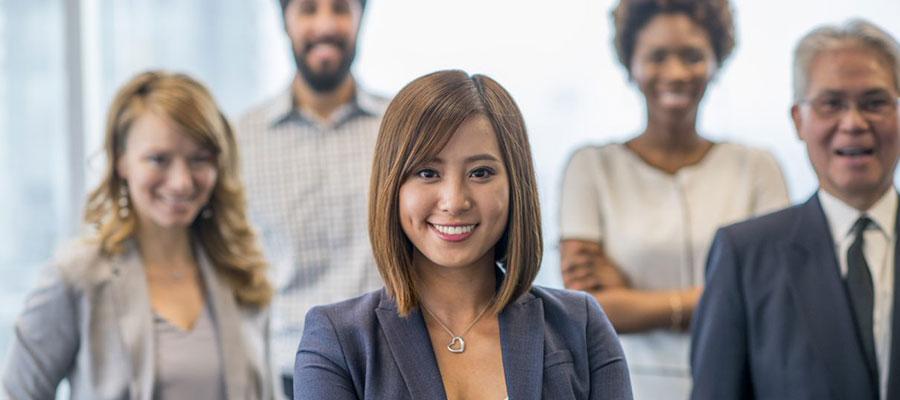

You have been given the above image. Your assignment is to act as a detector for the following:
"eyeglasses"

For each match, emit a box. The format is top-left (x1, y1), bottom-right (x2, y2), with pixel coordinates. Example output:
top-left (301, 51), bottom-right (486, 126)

top-left (802, 94), bottom-right (900, 121)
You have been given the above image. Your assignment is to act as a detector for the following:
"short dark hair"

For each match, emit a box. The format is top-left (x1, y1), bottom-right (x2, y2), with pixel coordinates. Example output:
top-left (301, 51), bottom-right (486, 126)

top-left (279, 0), bottom-right (367, 14)
top-left (369, 70), bottom-right (543, 316)
top-left (612, 0), bottom-right (736, 74)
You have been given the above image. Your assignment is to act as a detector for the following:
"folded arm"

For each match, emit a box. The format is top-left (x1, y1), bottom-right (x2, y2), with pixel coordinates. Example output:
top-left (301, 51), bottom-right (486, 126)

top-left (560, 239), bottom-right (701, 333)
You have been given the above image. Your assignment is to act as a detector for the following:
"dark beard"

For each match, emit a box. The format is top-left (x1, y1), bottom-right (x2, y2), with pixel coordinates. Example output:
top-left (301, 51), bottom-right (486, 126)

top-left (294, 37), bottom-right (356, 93)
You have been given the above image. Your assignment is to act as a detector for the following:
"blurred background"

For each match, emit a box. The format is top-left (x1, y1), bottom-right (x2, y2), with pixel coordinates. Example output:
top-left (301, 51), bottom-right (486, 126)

top-left (1, 0), bottom-right (898, 365)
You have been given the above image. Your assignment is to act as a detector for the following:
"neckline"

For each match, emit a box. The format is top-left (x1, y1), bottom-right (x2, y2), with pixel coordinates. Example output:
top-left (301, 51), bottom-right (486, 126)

top-left (617, 141), bottom-right (723, 177)
top-left (154, 302), bottom-right (209, 334)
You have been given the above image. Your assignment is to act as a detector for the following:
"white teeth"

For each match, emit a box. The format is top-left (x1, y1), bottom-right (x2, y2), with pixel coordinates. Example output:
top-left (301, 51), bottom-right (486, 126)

top-left (836, 147), bottom-right (874, 156)
top-left (433, 224), bottom-right (475, 235)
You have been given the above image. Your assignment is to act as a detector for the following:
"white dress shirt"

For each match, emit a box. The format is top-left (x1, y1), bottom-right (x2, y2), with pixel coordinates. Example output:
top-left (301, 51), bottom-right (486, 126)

top-left (819, 188), bottom-right (896, 400)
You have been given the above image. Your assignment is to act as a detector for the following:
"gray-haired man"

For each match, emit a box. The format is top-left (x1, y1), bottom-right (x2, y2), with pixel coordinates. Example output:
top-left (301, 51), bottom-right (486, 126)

top-left (692, 19), bottom-right (900, 400)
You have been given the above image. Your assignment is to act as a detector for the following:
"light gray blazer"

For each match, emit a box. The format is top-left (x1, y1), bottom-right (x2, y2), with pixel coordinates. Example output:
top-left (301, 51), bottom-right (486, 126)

top-left (1, 239), bottom-right (272, 400)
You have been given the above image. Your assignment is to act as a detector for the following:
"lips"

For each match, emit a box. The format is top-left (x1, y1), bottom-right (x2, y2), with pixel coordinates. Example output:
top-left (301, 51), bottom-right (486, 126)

top-left (657, 90), bottom-right (693, 108)
top-left (430, 223), bottom-right (477, 242)
top-left (835, 147), bottom-right (875, 156)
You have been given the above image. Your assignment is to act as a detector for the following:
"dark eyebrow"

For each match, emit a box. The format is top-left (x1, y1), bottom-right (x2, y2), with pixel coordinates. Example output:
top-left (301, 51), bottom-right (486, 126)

top-left (861, 88), bottom-right (895, 97)
top-left (465, 154), bottom-right (501, 164)
top-left (424, 154), bottom-right (502, 165)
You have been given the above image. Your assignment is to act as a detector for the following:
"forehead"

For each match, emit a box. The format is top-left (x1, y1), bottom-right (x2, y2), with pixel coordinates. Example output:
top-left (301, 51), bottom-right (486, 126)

top-left (431, 115), bottom-right (501, 161)
top-left (806, 46), bottom-right (897, 96)
top-left (126, 111), bottom-right (205, 151)
top-left (293, 0), bottom-right (357, 9)
top-left (635, 13), bottom-right (712, 51)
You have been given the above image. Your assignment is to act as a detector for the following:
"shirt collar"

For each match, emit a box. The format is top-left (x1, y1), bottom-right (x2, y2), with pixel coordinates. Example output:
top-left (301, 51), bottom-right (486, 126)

top-left (819, 188), bottom-right (897, 242)
top-left (264, 78), bottom-right (385, 129)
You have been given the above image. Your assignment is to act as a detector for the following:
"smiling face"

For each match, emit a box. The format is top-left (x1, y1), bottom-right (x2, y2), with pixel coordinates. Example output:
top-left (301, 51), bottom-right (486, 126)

top-left (792, 45), bottom-right (900, 210)
top-left (630, 13), bottom-right (717, 123)
top-left (399, 115), bottom-right (510, 272)
top-left (284, 0), bottom-right (361, 92)
top-left (117, 111), bottom-right (218, 232)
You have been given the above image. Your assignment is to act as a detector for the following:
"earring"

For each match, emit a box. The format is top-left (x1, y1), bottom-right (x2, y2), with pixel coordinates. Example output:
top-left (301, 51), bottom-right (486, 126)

top-left (117, 183), bottom-right (130, 219)
top-left (201, 206), bottom-right (213, 219)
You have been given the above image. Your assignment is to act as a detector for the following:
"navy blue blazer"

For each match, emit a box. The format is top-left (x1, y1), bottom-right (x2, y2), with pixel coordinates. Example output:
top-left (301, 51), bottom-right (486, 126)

top-left (691, 195), bottom-right (900, 400)
top-left (294, 285), bottom-right (632, 399)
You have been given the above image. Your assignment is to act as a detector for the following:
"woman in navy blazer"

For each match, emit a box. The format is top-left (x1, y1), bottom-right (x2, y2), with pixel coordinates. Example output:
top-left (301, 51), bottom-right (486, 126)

top-left (294, 70), bottom-right (633, 400)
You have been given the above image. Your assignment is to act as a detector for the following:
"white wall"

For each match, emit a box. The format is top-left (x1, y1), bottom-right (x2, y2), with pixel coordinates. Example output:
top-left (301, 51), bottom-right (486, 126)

top-left (345, 0), bottom-right (900, 286)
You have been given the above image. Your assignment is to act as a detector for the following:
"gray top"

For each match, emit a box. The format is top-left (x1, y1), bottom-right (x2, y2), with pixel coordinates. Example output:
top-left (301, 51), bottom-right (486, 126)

top-left (153, 304), bottom-right (226, 400)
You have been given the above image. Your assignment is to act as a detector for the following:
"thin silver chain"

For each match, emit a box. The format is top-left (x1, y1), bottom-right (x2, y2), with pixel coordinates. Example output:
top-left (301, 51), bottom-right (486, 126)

top-left (420, 301), bottom-right (491, 343)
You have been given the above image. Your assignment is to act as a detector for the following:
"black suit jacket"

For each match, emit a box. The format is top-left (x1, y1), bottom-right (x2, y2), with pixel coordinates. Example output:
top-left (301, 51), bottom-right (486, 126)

top-left (691, 194), bottom-right (900, 400)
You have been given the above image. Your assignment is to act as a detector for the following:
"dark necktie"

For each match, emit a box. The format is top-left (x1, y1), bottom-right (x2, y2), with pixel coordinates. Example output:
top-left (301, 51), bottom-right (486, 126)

top-left (846, 216), bottom-right (878, 387)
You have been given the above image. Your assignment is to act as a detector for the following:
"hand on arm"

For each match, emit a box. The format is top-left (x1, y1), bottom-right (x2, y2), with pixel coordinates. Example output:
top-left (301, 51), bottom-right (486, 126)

top-left (560, 239), bottom-right (702, 333)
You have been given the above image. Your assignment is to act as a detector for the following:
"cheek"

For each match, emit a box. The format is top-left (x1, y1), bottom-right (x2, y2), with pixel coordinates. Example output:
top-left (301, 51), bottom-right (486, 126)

top-left (487, 184), bottom-right (510, 227)
top-left (197, 169), bottom-right (218, 196)
top-left (398, 184), bottom-right (426, 229)
top-left (285, 18), bottom-right (310, 47)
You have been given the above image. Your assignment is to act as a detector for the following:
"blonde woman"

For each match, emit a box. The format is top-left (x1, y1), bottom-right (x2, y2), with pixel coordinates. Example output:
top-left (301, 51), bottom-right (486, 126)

top-left (2, 71), bottom-right (273, 399)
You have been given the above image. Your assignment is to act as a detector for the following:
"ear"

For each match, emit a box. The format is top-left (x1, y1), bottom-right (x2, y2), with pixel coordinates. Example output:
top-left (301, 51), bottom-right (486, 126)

top-left (790, 104), bottom-right (804, 141)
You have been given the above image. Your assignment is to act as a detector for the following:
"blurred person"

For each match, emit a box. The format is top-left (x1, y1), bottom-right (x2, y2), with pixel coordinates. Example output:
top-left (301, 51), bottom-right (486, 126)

top-left (558, 0), bottom-right (789, 397)
top-left (234, 0), bottom-right (387, 396)
top-left (294, 70), bottom-right (633, 399)
top-left (692, 19), bottom-right (900, 400)
top-left (1, 71), bottom-right (273, 399)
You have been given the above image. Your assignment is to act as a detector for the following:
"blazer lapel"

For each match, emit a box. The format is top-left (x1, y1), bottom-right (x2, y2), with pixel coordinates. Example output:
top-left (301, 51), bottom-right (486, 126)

top-left (786, 195), bottom-right (876, 400)
top-left (375, 290), bottom-right (447, 400)
top-left (499, 292), bottom-right (544, 400)
top-left (886, 198), bottom-right (900, 400)
top-left (109, 242), bottom-right (155, 400)
top-left (197, 247), bottom-right (249, 399)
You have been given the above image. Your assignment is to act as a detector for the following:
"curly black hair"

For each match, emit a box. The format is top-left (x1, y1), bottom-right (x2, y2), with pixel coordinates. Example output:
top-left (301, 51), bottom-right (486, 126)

top-left (612, 0), bottom-right (736, 74)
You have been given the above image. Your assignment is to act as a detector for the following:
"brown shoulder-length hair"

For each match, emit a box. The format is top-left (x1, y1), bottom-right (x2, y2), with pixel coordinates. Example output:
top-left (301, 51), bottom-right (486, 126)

top-left (84, 71), bottom-right (272, 307)
top-left (369, 70), bottom-right (542, 316)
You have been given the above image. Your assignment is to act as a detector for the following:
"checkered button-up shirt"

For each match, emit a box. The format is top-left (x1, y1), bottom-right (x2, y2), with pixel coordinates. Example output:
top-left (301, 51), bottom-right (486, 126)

top-left (237, 84), bottom-right (389, 375)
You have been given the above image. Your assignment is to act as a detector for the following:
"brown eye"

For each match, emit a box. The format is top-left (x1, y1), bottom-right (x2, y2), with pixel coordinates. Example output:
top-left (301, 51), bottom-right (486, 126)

top-left (860, 96), bottom-right (892, 113)
top-left (648, 50), bottom-right (667, 64)
top-left (813, 97), bottom-right (845, 115)
top-left (680, 48), bottom-right (706, 64)
top-left (415, 169), bottom-right (439, 180)
top-left (298, 1), bottom-right (316, 14)
top-left (469, 167), bottom-right (495, 180)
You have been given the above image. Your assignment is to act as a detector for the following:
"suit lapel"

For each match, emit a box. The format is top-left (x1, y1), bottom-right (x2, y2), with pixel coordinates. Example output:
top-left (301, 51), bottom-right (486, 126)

top-left (109, 242), bottom-right (155, 399)
top-left (197, 247), bottom-right (249, 400)
top-left (375, 290), bottom-right (447, 399)
top-left (499, 292), bottom-right (544, 400)
top-left (786, 195), bottom-right (876, 400)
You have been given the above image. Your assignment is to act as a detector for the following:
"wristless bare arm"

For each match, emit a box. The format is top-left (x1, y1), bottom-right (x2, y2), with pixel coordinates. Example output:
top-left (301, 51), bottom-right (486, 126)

top-left (560, 239), bottom-right (701, 333)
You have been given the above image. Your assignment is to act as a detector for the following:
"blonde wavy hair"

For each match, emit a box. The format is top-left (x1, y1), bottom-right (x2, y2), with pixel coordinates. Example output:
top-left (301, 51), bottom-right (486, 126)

top-left (84, 71), bottom-right (272, 307)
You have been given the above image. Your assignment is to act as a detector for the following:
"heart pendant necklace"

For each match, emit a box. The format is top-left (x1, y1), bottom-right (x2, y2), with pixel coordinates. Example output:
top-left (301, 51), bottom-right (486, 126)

top-left (421, 302), bottom-right (491, 354)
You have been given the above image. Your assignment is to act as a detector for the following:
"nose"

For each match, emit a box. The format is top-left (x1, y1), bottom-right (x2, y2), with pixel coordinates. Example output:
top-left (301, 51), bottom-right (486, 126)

top-left (661, 56), bottom-right (690, 82)
top-left (166, 159), bottom-right (194, 193)
top-left (439, 178), bottom-right (472, 216)
top-left (837, 104), bottom-right (870, 134)
top-left (311, 8), bottom-right (338, 36)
